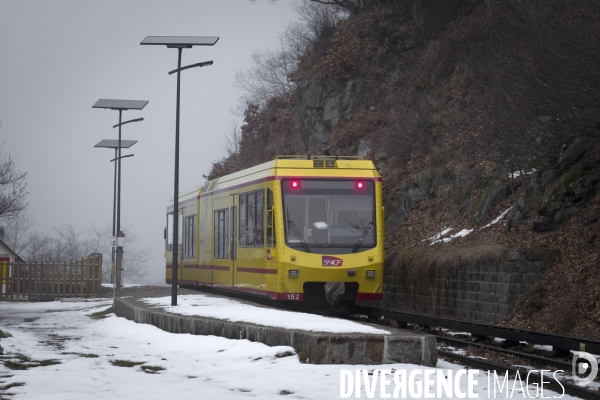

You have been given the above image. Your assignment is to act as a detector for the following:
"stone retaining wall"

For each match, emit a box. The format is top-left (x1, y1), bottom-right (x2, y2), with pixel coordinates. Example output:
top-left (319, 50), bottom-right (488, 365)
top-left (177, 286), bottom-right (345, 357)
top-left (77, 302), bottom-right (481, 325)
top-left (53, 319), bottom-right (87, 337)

top-left (114, 297), bottom-right (437, 366)
top-left (374, 248), bottom-right (554, 324)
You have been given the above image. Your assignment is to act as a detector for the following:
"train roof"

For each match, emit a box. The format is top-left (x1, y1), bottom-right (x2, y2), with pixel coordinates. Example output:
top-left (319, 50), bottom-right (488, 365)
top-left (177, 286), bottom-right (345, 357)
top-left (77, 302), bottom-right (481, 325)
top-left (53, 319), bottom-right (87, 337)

top-left (169, 155), bottom-right (379, 204)
top-left (168, 184), bottom-right (203, 203)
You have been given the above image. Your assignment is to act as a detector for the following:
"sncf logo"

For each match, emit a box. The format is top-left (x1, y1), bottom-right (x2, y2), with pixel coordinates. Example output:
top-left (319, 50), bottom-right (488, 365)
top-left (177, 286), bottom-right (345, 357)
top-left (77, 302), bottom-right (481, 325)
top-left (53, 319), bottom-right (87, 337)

top-left (322, 256), bottom-right (343, 267)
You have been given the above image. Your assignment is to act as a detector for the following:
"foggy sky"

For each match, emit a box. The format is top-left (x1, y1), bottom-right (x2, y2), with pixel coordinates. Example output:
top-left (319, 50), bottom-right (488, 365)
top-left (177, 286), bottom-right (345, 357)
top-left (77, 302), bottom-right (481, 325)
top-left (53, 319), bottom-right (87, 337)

top-left (0, 0), bottom-right (299, 284)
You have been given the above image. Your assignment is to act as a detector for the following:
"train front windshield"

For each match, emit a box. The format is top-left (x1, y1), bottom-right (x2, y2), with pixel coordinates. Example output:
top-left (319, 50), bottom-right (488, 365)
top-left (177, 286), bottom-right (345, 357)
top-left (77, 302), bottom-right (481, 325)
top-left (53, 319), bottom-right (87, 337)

top-left (282, 179), bottom-right (376, 254)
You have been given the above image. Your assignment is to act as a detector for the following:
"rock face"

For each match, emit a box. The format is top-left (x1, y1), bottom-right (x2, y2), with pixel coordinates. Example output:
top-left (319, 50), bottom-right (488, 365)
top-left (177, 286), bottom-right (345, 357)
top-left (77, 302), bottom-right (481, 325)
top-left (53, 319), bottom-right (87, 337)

top-left (533, 160), bottom-right (600, 232)
top-left (506, 160), bottom-right (600, 231)
top-left (506, 170), bottom-right (560, 230)
top-left (473, 179), bottom-right (510, 226)
top-left (296, 80), bottom-right (363, 154)
top-left (559, 137), bottom-right (588, 169)
top-left (357, 139), bottom-right (373, 158)
top-left (387, 187), bottom-right (425, 227)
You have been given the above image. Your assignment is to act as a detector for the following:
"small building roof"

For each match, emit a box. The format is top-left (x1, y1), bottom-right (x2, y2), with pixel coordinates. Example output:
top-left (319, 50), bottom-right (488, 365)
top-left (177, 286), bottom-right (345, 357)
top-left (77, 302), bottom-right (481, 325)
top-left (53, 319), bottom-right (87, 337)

top-left (0, 237), bottom-right (24, 263)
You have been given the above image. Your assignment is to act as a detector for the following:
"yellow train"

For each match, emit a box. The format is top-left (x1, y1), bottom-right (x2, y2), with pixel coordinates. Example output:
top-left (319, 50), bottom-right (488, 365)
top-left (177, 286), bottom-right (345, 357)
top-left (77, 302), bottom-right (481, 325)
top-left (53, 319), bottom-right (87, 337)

top-left (165, 155), bottom-right (384, 306)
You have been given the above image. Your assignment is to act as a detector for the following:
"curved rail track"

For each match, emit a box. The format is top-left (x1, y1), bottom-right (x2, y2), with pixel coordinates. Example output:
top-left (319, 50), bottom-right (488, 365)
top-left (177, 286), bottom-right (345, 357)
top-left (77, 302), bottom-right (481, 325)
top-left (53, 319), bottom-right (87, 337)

top-left (354, 306), bottom-right (600, 399)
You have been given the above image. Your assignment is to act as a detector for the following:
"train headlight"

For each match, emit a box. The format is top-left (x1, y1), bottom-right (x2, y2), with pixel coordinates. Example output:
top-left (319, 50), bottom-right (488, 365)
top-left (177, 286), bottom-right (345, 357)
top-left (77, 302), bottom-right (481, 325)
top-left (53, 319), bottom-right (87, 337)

top-left (366, 270), bottom-right (376, 278)
top-left (326, 160), bottom-right (335, 168)
top-left (289, 269), bottom-right (298, 277)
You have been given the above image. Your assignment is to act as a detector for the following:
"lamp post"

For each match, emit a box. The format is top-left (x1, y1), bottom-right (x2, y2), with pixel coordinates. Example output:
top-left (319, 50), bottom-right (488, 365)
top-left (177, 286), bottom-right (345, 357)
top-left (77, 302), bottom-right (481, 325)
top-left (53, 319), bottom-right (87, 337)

top-left (94, 139), bottom-right (137, 287)
top-left (92, 99), bottom-right (147, 289)
top-left (140, 36), bottom-right (218, 306)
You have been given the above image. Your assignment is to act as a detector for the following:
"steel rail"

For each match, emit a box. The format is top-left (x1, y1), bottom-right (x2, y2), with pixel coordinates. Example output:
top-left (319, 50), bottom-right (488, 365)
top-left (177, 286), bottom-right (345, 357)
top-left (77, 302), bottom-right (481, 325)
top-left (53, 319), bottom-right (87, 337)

top-left (438, 350), bottom-right (600, 399)
top-left (355, 306), bottom-right (600, 354)
top-left (438, 335), bottom-right (573, 371)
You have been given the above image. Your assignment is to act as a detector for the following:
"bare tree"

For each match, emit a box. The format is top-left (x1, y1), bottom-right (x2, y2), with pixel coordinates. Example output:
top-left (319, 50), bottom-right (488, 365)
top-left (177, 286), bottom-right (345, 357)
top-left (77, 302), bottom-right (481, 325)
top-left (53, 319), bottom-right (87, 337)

top-left (223, 121), bottom-right (242, 157)
top-left (0, 147), bottom-right (28, 220)
top-left (235, 0), bottom-right (345, 107)
top-left (309, 0), bottom-right (366, 15)
top-left (1, 212), bottom-right (34, 255)
top-left (89, 224), bottom-right (150, 283)
top-left (235, 47), bottom-right (298, 106)
top-left (293, 0), bottom-right (346, 46)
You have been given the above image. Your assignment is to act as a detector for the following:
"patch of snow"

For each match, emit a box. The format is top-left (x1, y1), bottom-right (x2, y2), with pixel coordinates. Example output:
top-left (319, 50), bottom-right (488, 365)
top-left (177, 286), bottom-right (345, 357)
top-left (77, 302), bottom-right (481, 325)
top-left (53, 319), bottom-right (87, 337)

top-left (423, 227), bottom-right (453, 242)
top-left (533, 344), bottom-right (554, 352)
top-left (141, 294), bottom-right (390, 334)
top-left (508, 168), bottom-right (536, 179)
top-left (481, 207), bottom-right (512, 229)
top-left (432, 228), bottom-right (474, 244)
top-left (101, 283), bottom-right (141, 288)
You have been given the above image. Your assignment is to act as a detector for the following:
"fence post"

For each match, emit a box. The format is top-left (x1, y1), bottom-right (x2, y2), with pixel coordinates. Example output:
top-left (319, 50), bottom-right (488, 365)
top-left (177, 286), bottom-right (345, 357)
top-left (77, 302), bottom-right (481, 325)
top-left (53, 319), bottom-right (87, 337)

top-left (42, 262), bottom-right (46, 300)
top-left (97, 253), bottom-right (102, 296)
top-left (79, 257), bottom-right (84, 297)
top-left (85, 255), bottom-right (90, 296)
top-left (17, 262), bottom-right (22, 298)
top-left (85, 253), bottom-right (102, 297)
top-left (6, 262), bottom-right (11, 300)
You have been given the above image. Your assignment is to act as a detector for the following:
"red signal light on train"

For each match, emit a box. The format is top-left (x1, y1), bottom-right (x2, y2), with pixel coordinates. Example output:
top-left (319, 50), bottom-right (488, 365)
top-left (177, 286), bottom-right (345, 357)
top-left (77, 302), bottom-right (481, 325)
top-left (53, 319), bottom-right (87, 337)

top-left (356, 181), bottom-right (364, 189)
top-left (291, 180), bottom-right (299, 188)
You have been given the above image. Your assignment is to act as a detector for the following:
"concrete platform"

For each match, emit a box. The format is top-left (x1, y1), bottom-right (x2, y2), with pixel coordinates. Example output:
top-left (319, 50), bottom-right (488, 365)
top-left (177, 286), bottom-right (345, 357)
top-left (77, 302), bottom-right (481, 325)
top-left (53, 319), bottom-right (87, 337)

top-left (113, 291), bottom-right (437, 367)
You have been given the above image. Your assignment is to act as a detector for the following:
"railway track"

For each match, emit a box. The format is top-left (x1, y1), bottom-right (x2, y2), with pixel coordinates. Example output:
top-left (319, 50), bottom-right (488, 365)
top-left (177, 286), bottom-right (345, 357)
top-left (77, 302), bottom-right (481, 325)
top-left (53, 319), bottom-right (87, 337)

top-left (354, 306), bottom-right (600, 399)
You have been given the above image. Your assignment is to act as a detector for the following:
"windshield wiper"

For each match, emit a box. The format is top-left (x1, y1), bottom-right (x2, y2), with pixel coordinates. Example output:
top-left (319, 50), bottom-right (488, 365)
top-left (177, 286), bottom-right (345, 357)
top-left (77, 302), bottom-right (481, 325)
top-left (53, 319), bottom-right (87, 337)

top-left (352, 221), bottom-right (374, 253)
top-left (287, 209), bottom-right (311, 252)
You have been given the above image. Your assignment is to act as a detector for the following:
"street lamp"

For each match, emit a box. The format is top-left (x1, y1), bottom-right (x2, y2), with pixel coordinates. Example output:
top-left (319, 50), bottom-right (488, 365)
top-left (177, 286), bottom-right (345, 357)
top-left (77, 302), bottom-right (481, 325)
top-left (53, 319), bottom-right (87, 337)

top-left (140, 36), bottom-right (219, 306)
top-left (94, 139), bottom-right (137, 287)
top-left (92, 99), bottom-right (147, 289)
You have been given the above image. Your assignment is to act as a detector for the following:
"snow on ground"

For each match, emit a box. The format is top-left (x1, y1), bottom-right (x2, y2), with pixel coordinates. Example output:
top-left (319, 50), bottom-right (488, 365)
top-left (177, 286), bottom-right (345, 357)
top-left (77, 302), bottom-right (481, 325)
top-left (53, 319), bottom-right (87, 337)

top-left (141, 294), bottom-right (390, 334)
top-left (0, 300), bottom-right (580, 399)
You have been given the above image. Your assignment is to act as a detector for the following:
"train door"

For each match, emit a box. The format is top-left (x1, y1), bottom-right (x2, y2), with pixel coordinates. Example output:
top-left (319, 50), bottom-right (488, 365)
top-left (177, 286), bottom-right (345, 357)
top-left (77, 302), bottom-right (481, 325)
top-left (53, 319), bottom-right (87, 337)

top-left (198, 195), bottom-right (212, 285)
top-left (177, 210), bottom-right (184, 282)
top-left (1, 257), bottom-right (9, 296)
top-left (230, 195), bottom-right (237, 287)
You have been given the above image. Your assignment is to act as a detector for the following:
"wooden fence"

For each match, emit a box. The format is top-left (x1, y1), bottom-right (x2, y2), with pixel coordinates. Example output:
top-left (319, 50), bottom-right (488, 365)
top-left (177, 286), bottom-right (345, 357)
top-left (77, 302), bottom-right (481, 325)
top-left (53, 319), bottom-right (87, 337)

top-left (0, 253), bottom-right (103, 300)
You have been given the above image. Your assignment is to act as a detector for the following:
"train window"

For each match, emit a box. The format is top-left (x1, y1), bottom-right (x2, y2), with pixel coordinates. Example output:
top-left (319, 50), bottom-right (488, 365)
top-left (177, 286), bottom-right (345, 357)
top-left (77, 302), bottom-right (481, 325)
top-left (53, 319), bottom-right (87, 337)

top-left (166, 213), bottom-right (173, 251)
top-left (166, 213), bottom-right (182, 252)
top-left (230, 206), bottom-right (237, 260)
top-left (282, 179), bottom-right (375, 253)
top-left (256, 190), bottom-right (264, 246)
top-left (247, 192), bottom-right (255, 246)
top-left (238, 189), bottom-right (265, 248)
top-left (184, 215), bottom-right (196, 259)
top-left (213, 209), bottom-right (229, 259)
top-left (239, 194), bottom-right (247, 247)
top-left (267, 188), bottom-right (276, 247)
